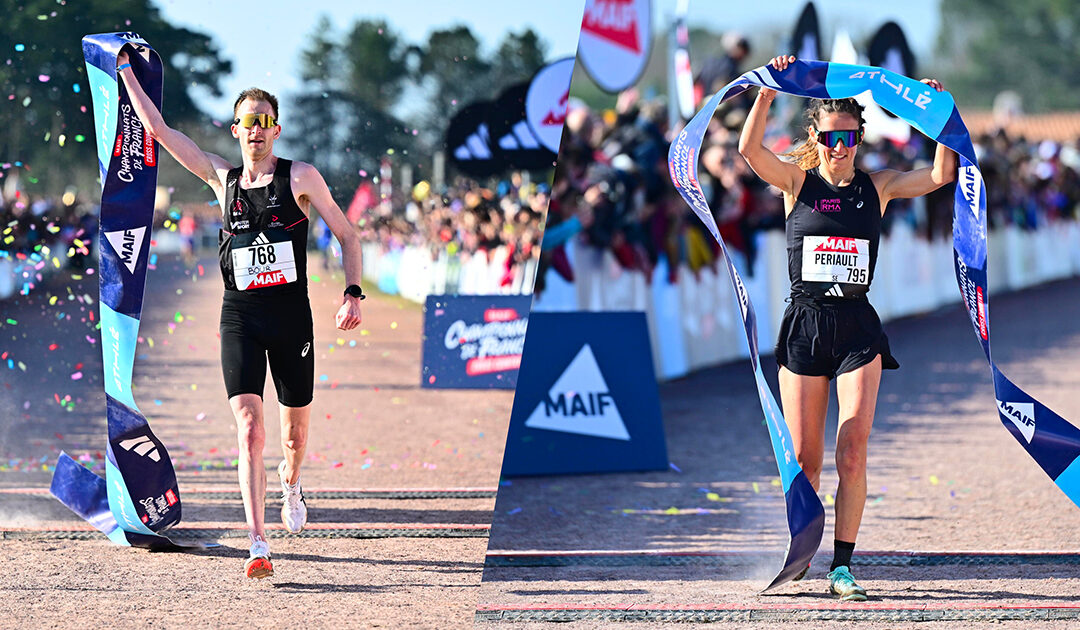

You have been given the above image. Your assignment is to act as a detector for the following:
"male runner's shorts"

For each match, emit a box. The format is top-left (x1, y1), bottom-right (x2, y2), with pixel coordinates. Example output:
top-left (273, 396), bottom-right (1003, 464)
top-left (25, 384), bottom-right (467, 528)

top-left (219, 293), bottom-right (314, 407)
top-left (775, 296), bottom-right (899, 380)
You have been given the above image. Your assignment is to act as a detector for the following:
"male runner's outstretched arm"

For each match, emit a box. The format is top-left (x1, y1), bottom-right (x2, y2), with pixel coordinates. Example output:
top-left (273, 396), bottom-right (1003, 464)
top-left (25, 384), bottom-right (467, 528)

top-left (115, 48), bottom-right (233, 199)
top-left (291, 162), bottom-right (364, 330)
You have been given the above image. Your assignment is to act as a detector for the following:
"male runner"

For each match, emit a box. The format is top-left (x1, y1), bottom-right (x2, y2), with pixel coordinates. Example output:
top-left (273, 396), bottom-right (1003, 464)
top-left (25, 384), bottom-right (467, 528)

top-left (116, 48), bottom-right (365, 578)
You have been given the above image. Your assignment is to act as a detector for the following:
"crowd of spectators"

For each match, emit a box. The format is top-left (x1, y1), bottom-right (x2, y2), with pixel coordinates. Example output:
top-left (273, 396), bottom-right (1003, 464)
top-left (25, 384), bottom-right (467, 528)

top-left (351, 173), bottom-right (546, 289)
top-left (0, 189), bottom-right (97, 277)
top-left (537, 87), bottom-right (1080, 290)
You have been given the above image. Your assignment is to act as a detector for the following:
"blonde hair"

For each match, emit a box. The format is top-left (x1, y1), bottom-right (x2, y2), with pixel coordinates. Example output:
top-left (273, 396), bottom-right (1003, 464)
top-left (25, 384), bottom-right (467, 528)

top-left (781, 98), bottom-right (865, 171)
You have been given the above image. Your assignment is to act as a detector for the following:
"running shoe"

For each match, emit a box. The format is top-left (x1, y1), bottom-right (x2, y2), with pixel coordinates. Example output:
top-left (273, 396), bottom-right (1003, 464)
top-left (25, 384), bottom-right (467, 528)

top-left (827, 565), bottom-right (867, 601)
top-left (278, 459), bottom-right (307, 533)
top-left (245, 535), bottom-right (273, 579)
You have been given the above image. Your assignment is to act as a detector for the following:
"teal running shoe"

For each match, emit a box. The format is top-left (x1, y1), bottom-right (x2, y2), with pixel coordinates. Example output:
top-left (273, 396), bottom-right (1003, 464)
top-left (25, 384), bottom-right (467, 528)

top-left (826, 565), bottom-right (867, 601)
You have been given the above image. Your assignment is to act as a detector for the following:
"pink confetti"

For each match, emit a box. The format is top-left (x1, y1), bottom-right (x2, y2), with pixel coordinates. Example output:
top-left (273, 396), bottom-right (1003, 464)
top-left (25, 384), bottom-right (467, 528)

top-left (70, 371), bottom-right (82, 380)
top-left (38, 74), bottom-right (50, 82)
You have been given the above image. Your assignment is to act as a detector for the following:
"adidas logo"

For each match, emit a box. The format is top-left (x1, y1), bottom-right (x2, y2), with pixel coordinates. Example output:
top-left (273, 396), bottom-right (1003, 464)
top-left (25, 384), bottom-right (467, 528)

top-left (825, 284), bottom-right (844, 297)
top-left (252, 232), bottom-right (270, 245)
top-left (118, 435), bottom-right (161, 462)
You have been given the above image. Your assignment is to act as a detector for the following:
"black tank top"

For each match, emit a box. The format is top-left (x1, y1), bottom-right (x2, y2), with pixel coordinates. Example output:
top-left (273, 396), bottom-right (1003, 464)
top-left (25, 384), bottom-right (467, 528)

top-left (786, 168), bottom-right (881, 299)
top-left (218, 158), bottom-right (309, 297)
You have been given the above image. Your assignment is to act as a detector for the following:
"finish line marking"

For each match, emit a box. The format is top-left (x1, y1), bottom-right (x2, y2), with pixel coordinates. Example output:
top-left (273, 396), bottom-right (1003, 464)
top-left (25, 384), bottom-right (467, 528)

top-left (2, 523), bottom-right (490, 541)
top-left (1, 523), bottom-right (490, 542)
top-left (0, 487), bottom-right (497, 500)
top-left (484, 549), bottom-right (1080, 567)
top-left (476, 603), bottom-right (1080, 623)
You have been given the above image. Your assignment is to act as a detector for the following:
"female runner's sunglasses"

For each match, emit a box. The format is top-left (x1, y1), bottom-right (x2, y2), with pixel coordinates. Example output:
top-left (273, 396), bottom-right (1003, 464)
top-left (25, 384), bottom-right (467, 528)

top-left (234, 113), bottom-right (277, 128)
top-left (814, 128), bottom-right (863, 148)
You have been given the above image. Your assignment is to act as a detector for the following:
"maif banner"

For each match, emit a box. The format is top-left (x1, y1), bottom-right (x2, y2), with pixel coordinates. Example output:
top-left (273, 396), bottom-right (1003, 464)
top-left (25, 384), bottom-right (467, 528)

top-left (50, 33), bottom-right (194, 549)
top-left (577, 0), bottom-right (652, 93)
top-left (501, 312), bottom-right (667, 476)
top-left (669, 59), bottom-right (1080, 590)
top-left (421, 295), bottom-right (531, 389)
top-left (525, 57), bottom-right (575, 155)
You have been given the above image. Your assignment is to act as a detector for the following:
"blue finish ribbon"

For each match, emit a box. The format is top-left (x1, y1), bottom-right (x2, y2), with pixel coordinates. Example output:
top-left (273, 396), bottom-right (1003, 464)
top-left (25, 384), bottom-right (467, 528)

top-left (668, 59), bottom-right (1080, 590)
top-left (50, 33), bottom-right (193, 549)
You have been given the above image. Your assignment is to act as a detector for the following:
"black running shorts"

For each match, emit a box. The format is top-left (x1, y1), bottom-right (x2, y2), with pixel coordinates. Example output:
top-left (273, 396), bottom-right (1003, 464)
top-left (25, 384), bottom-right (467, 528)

top-left (219, 292), bottom-right (314, 407)
top-left (775, 296), bottom-right (899, 380)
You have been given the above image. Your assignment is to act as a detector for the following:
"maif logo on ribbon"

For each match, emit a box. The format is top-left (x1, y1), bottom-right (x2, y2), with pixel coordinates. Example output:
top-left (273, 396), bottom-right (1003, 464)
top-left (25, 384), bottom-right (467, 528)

top-left (524, 344), bottom-right (630, 441)
top-left (104, 226), bottom-right (147, 275)
top-left (501, 311), bottom-right (667, 476)
top-left (998, 399), bottom-right (1036, 444)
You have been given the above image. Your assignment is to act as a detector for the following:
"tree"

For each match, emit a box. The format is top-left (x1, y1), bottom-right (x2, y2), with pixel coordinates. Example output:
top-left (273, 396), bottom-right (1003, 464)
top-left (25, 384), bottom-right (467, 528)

top-left (290, 18), bottom-right (416, 202)
top-left (417, 26), bottom-right (492, 136)
top-left (934, 0), bottom-right (1080, 112)
top-left (490, 28), bottom-right (548, 89)
top-left (0, 0), bottom-right (230, 196)
top-left (342, 19), bottom-right (410, 112)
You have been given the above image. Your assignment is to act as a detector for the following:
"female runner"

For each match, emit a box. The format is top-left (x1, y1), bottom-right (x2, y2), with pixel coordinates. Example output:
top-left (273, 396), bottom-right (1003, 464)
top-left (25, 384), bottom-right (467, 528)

top-left (737, 54), bottom-right (956, 600)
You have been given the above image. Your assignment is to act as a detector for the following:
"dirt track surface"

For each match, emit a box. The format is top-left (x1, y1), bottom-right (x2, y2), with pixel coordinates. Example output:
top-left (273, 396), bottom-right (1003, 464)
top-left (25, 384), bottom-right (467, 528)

top-left (0, 254), bottom-right (513, 629)
top-left (478, 277), bottom-right (1080, 628)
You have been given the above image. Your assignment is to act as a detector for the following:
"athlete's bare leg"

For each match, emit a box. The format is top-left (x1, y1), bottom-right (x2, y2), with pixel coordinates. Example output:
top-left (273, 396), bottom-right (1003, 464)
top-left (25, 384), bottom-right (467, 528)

top-left (833, 356), bottom-right (882, 543)
top-left (279, 403), bottom-right (311, 484)
top-left (231, 393), bottom-right (266, 539)
top-left (778, 367), bottom-right (830, 490)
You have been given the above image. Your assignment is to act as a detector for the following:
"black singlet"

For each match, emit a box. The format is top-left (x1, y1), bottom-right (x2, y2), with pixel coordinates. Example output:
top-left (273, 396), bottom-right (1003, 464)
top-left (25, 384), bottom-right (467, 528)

top-left (786, 168), bottom-right (881, 299)
top-left (216, 158), bottom-right (314, 407)
top-left (219, 158), bottom-right (309, 296)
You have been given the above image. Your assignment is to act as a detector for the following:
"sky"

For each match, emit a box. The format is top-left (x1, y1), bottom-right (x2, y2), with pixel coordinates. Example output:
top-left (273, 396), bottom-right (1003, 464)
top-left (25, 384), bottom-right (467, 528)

top-left (676, 0), bottom-right (942, 62)
top-left (152, 0), bottom-right (943, 121)
top-left (153, 0), bottom-right (588, 119)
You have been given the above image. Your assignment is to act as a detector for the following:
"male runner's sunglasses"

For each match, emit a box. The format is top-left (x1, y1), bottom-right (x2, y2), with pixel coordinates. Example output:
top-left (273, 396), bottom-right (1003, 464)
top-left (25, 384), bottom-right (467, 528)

top-left (814, 128), bottom-right (863, 148)
top-left (234, 113), bottom-right (277, 129)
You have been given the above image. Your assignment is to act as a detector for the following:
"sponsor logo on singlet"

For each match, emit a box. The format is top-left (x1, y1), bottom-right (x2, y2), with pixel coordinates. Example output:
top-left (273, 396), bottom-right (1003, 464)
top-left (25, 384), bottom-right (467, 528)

top-left (813, 198), bottom-right (843, 213)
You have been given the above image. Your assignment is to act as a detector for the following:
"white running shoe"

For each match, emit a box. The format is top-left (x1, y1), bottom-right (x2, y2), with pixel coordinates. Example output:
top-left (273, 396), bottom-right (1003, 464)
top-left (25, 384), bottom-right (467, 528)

top-left (278, 459), bottom-right (308, 533)
top-left (245, 535), bottom-right (273, 579)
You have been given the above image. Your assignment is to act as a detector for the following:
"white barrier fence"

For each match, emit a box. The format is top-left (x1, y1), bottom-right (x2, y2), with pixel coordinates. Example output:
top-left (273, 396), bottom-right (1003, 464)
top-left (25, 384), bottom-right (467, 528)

top-left (532, 220), bottom-right (1080, 381)
top-left (360, 243), bottom-right (538, 303)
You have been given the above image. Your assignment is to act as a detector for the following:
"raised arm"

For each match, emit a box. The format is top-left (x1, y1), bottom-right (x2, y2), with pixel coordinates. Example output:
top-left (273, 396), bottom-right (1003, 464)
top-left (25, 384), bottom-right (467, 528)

top-left (292, 162), bottom-right (363, 330)
top-left (738, 55), bottom-right (805, 199)
top-left (871, 79), bottom-right (957, 208)
top-left (116, 49), bottom-right (231, 196)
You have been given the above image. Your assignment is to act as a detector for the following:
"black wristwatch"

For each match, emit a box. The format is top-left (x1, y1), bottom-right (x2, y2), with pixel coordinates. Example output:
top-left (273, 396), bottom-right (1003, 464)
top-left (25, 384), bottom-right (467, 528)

top-left (344, 284), bottom-right (366, 300)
